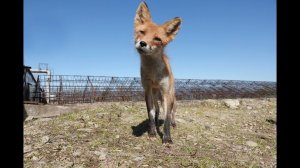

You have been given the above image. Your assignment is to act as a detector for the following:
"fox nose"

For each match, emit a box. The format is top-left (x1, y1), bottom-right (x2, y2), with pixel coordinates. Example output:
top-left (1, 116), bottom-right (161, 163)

top-left (140, 41), bottom-right (147, 47)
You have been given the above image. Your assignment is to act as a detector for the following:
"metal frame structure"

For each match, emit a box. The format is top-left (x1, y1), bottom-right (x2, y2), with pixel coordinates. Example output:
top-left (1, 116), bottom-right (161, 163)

top-left (30, 75), bottom-right (277, 104)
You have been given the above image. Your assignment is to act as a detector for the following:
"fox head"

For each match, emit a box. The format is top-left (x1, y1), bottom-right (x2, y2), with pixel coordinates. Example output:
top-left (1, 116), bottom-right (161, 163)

top-left (134, 1), bottom-right (181, 56)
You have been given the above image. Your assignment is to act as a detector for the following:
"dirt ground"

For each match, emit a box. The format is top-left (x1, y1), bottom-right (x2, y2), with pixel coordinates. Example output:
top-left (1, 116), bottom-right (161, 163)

top-left (24, 98), bottom-right (276, 168)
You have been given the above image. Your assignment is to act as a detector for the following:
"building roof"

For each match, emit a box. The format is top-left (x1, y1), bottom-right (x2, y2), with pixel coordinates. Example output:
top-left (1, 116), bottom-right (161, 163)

top-left (24, 65), bottom-right (32, 69)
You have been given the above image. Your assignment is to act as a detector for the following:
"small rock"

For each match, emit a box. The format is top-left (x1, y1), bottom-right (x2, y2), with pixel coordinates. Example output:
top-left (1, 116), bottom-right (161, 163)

top-left (94, 148), bottom-right (107, 161)
top-left (247, 106), bottom-right (253, 110)
top-left (133, 156), bottom-right (144, 162)
top-left (204, 125), bottom-right (211, 130)
top-left (133, 146), bottom-right (142, 150)
top-left (246, 141), bottom-right (258, 147)
top-left (24, 145), bottom-right (32, 153)
top-left (41, 136), bottom-right (50, 144)
top-left (186, 135), bottom-right (194, 140)
top-left (224, 99), bottom-right (240, 109)
top-left (32, 156), bottom-right (38, 161)
top-left (73, 150), bottom-right (81, 157)
top-left (94, 151), bottom-right (102, 156)
top-left (115, 135), bottom-right (120, 139)
top-left (99, 153), bottom-right (106, 161)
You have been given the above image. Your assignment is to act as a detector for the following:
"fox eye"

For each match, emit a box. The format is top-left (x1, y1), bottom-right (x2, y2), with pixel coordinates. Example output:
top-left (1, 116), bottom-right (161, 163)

top-left (154, 37), bottom-right (162, 42)
top-left (139, 30), bottom-right (145, 35)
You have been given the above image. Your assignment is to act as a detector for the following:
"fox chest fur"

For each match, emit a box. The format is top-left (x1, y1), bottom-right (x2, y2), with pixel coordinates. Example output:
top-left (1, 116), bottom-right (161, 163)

top-left (140, 53), bottom-right (171, 90)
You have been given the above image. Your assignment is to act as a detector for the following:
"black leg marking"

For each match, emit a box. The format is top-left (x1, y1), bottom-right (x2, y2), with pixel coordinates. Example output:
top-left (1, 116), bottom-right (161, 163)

top-left (162, 113), bottom-right (173, 144)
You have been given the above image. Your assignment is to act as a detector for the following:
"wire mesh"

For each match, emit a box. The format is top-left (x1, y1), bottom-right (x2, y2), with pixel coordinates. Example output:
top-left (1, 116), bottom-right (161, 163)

top-left (36, 75), bottom-right (276, 104)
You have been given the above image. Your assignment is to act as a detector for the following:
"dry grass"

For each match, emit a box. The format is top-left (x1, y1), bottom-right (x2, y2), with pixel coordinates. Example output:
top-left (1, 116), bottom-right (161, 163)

top-left (24, 98), bottom-right (276, 168)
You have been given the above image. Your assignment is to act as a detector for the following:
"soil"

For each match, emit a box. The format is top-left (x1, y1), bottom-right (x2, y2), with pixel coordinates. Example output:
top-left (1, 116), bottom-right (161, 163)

top-left (24, 98), bottom-right (276, 168)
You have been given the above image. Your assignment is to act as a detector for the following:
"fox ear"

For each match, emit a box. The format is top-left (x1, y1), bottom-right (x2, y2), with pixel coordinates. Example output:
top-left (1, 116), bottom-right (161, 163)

top-left (162, 17), bottom-right (182, 38)
top-left (134, 1), bottom-right (152, 26)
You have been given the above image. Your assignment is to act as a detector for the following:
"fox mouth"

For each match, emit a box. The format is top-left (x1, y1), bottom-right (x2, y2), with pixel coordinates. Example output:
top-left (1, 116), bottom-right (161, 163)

top-left (137, 47), bottom-right (147, 53)
top-left (137, 48), bottom-right (144, 53)
top-left (137, 47), bottom-right (153, 56)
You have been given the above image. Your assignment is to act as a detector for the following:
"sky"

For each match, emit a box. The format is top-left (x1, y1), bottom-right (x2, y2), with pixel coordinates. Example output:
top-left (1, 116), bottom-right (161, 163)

top-left (24, 0), bottom-right (276, 82)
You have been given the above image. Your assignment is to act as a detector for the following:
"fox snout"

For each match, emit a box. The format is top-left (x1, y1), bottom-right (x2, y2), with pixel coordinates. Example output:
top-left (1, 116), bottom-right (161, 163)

top-left (135, 40), bottom-right (147, 49)
top-left (139, 41), bottom-right (147, 47)
top-left (135, 40), bottom-right (154, 54)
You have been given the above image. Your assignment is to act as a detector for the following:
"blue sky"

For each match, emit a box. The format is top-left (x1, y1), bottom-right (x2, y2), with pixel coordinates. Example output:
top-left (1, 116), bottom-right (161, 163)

top-left (24, 0), bottom-right (276, 82)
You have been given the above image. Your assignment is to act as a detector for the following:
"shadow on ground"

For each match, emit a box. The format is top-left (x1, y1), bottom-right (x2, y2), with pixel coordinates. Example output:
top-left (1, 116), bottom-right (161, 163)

top-left (131, 119), bottom-right (164, 139)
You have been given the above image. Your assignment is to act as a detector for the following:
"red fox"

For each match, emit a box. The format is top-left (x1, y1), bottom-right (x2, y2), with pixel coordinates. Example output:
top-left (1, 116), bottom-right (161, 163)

top-left (134, 1), bottom-right (181, 144)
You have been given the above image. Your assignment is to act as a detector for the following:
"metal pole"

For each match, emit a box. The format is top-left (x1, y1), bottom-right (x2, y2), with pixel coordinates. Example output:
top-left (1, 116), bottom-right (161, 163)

top-left (30, 69), bottom-right (51, 103)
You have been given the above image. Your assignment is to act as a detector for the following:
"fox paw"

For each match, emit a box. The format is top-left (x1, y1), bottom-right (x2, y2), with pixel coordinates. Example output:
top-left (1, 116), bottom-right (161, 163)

top-left (171, 122), bottom-right (177, 128)
top-left (148, 133), bottom-right (156, 141)
top-left (162, 136), bottom-right (173, 144)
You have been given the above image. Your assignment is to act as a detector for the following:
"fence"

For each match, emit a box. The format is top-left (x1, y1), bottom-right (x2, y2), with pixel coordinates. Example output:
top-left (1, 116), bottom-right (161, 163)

top-left (32, 75), bottom-right (276, 104)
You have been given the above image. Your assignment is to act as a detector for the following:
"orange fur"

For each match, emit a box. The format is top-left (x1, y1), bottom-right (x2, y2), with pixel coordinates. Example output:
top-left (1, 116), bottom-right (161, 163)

top-left (134, 1), bottom-right (181, 144)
